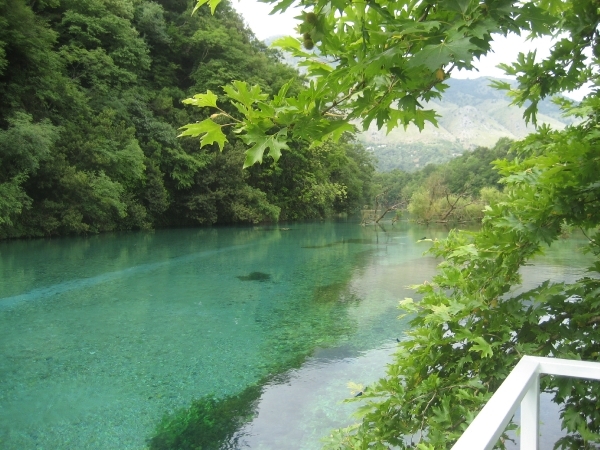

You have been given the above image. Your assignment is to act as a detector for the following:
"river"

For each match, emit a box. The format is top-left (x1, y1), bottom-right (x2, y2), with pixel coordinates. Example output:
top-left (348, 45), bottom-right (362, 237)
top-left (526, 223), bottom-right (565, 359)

top-left (0, 221), bottom-right (592, 449)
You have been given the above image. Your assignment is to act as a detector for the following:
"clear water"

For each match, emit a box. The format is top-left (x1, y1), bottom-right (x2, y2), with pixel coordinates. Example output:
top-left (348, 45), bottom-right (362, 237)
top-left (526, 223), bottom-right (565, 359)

top-left (0, 222), bottom-right (592, 449)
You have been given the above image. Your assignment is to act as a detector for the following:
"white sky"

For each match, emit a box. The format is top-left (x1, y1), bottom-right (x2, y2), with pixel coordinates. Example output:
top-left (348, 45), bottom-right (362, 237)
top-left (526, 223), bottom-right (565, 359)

top-left (230, 0), bottom-right (588, 100)
top-left (231, 0), bottom-right (302, 39)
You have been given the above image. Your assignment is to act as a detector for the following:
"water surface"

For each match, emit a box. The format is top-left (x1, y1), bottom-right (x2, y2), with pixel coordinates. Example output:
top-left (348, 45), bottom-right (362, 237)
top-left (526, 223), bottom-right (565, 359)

top-left (0, 222), bottom-right (592, 449)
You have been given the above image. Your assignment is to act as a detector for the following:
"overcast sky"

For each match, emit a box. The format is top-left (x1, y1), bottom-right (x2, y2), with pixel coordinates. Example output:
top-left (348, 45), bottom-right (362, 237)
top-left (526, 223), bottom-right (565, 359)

top-left (230, 0), bottom-right (586, 100)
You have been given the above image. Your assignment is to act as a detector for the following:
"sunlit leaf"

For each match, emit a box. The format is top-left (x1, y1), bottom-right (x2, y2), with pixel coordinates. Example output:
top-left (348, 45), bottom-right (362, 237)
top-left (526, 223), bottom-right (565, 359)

top-left (471, 337), bottom-right (493, 358)
top-left (223, 81), bottom-right (268, 109)
top-left (192, 0), bottom-right (221, 15)
top-left (178, 119), bottom-right (227, 151)
top-left (182, 90), bottom-right (219, 108)
top-left (408, 35), bottom-right (478, 71)
top-left (241, 127), bottom-right (289, 167)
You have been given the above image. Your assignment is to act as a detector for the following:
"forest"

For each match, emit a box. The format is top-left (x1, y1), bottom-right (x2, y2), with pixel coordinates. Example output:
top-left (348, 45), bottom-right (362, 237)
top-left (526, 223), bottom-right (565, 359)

top-left (371, 137), bottom-right (511, 225)
top-left (0, 0), bottom-right (376, 239)
top-left (0, 0), bottom-right (520, 241)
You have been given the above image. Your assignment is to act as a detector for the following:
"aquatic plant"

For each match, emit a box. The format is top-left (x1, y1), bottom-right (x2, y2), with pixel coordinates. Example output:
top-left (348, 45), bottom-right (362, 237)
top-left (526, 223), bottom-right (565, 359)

top-left (148, 384), bottom-right (262, 450)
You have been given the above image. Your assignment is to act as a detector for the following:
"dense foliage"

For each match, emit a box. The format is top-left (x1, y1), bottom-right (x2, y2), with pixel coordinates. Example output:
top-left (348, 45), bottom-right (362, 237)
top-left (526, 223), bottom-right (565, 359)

top-left (0, 0), bottom-right (374, 239)
top-left (372, 141), bottom-right (464, 173)
top-left (371, 138), bottom-right (510, 224)
top-left (194, 0), bottom-right (600, 449)
top-left (190, 0), bottom-right (580, 164)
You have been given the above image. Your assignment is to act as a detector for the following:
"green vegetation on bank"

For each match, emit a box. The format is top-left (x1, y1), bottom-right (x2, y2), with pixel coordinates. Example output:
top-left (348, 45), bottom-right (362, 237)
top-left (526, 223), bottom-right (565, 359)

top-left (369, 138), bottom-right (510, 224)
top-left (0, 0), bottom-right (374, 239)
top-left (368, 141), bottom-right (465, 173)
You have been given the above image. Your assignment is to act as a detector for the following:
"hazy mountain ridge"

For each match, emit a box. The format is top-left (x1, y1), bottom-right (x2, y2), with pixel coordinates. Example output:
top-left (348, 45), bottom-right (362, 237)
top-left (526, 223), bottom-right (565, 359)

top-left (266, 36), bottom-right (574, 172)
top-left (360, 77), bottom-right (573, 171)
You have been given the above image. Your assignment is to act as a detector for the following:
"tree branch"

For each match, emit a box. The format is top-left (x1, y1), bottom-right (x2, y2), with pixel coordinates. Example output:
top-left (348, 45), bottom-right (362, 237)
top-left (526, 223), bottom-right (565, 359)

top-left (321, 80), bottom-right (366, 116)
top-left (375, 200), bottom-right (406, 223)
top-left (439, 188), bottom-right (469, 221)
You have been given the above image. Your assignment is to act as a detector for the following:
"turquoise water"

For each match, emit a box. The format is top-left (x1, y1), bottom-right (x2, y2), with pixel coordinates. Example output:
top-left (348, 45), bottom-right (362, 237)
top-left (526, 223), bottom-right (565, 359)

top-left (0, 222), bottom-right (592, 449)
top-left (0, 222), bottom-right (442, 449)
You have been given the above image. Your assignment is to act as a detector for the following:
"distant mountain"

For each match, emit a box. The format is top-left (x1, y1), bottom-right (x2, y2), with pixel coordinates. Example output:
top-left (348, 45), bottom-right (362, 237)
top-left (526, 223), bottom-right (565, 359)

top-left (359, 77), bottom-right (575, 171)
top-left (266, 37), bottom-right (574, 172)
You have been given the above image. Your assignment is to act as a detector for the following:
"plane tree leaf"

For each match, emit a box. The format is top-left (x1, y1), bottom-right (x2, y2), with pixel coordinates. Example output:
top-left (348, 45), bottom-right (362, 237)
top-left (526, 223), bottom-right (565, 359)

top-left (182, 90), bottom-right (219, 108)
top-left (240, 127), bottom-right (289, 168)
top-left (192, 0), bottom-right (220, 14)
top-left (178, 119), bottom-right (227, 151)
top-left (408, 34), bottom-right (479, 71)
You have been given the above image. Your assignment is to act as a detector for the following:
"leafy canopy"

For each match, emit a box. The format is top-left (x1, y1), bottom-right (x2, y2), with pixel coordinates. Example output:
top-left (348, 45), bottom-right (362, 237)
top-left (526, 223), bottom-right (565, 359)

top-left (187, 0), bottom-right (591, 166)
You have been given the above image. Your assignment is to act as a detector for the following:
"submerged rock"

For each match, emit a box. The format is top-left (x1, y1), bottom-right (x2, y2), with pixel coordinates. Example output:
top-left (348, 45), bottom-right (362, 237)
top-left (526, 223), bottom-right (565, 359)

top-left (236, 272), bottom-right (271, 282)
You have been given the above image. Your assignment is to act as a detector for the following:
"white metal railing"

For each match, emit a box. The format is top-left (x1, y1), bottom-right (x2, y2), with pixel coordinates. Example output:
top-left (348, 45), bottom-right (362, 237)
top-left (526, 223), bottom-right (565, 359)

top-left (452, 356), bottom-right (600, 450)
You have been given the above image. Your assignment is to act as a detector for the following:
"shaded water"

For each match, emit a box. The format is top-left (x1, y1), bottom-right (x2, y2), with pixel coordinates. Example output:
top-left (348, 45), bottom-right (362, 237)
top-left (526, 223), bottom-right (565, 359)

top-left (0, 222), bottom-right (593, 449)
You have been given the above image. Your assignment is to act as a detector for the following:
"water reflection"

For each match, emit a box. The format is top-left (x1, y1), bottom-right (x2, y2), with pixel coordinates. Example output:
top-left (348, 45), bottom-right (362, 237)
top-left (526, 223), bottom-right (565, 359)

top-left (301, 238), bottom-right (397, 249)
top-left (231, 345), bottom-right (397, 450)
top-left (149, 383), bottom-right (264, 450)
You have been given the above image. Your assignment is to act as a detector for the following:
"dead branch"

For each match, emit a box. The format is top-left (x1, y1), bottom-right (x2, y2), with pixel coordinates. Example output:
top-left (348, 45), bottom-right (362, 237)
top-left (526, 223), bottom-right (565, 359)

top-left (375, 200), bottom-right (407, 224)
top-left (439, 188), bottom-right (470, 222)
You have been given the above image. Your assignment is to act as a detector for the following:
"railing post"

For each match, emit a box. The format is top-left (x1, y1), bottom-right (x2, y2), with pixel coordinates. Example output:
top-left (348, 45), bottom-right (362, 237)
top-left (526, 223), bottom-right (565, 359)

top-left (520, 371), bottom-right (540, 450)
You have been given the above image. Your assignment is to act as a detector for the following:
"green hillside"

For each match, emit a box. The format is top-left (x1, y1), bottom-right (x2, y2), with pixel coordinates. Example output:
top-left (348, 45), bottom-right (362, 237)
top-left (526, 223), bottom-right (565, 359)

top-left (0, 1), bottom-right (375, 239)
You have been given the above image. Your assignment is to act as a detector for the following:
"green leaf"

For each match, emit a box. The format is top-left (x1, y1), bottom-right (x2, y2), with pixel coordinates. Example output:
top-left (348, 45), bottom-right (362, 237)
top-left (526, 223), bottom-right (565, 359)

top-left (178, 119), bottom-right (227, 151)
top-left (469, 18), bottom-right (499, 40)
top-left (268, 0), bottom-right (295, 14)
top-left (182, 90), bottom-right (219, 108)
top-left (471, 337), bottom-right (493, 358)
top-left (241, 128), bottom-right (289, 168)
top-left (223, 81), bottom-right (268, 109)
top-left (413, 109), bottom-right (439, 131)
top-left (192, 0), bottom-right (221, 15)
top-left (446, 0), bottom-right (471, 14)
top-left (273, 79), bottom-right (294, 106)
top-left (271, 36), bottom-right (302, 51)
top-left (256, 102), bottom-right (276, 118)
top-left (449, 244), bottom-right (478, 259)
top-left (562, 407), bottom-right (584, 431)
top-left (408, 34), bottom-right (478, 71)
top-left (399, 298), bottom-right (419, 314)
top-left (489, 79), bottom-right (512, 92)
top-left (321, 120), bottom-right (356, 142)
top-left (391, 20), bottom-right (442, 37)
top-left (429, 304), bottom-right (451, 322)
